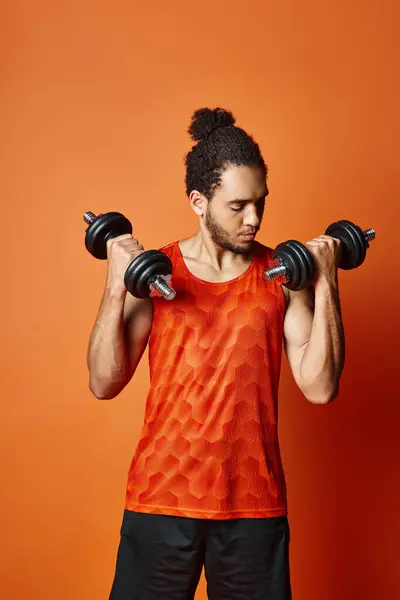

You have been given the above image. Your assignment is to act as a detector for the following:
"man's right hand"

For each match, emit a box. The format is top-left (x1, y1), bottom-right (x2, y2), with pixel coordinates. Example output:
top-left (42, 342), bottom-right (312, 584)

top-left (105, 234), bottom-right (145, 293)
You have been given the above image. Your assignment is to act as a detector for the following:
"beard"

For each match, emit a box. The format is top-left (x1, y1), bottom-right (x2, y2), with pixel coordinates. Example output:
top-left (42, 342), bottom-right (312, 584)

top-left (204, 207), bottom-right (254, 255)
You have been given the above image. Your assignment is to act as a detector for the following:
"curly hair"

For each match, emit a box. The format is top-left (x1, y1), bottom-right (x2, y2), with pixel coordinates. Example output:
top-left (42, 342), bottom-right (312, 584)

top-left (185, 107), bottom-right (267, 199)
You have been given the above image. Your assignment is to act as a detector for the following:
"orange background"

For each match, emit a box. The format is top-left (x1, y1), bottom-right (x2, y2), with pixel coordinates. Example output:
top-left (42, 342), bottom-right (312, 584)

top-left (1, 1), bottom-right (399, 598)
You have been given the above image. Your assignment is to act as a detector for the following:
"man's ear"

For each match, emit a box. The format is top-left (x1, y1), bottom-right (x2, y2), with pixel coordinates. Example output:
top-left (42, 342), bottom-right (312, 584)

top-left (189, 190), bottom-right (208, 217)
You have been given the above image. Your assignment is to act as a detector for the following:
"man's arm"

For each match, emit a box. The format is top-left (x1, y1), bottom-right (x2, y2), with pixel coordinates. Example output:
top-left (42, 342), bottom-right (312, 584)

top-left (282, 235), bottom-right (345, 404)
top-left (86, 233), bottom-right (153, 400)
top-left (87, 291), bottom-right (153, 399)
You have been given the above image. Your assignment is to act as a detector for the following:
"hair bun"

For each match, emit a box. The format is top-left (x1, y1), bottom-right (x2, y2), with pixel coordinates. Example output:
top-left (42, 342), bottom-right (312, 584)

top-left (188, 107), bottom-right (236, 142)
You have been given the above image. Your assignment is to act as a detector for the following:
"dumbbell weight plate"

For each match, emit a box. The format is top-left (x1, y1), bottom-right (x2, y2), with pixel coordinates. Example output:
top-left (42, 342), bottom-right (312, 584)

top-left (325, 220), bottom-right (366, 270)
top-left (85, 212), bottom-right (132, 259)
top-left (272, 240), bottom-right (315, 291)
top-left (124, 250), bottom-right (173, 298)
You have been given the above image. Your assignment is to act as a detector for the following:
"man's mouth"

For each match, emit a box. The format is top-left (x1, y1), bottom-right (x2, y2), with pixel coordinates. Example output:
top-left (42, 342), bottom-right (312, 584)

top-left (239, 232), bottom-right (257, 240)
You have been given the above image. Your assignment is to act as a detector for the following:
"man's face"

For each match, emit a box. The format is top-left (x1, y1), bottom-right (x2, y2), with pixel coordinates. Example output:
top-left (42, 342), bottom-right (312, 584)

top-left (205, 164), bottom-right (268, 254)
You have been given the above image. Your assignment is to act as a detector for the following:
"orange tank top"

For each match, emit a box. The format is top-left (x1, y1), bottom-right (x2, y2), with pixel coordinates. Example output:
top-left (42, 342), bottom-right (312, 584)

top-left (125, 240), bottom-right (288, 520)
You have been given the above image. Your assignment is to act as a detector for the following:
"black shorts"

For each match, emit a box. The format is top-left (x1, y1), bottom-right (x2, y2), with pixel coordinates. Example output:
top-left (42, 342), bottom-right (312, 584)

top-left (109, 509), bottom-right (291, 600)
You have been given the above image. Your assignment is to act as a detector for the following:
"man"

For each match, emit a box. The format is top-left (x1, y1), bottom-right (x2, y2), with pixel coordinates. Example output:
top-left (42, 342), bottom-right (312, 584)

top-left (87, 107), bottom-right (345, 599)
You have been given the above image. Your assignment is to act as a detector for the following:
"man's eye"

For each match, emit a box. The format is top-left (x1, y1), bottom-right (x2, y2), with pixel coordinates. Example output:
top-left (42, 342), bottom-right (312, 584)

top-left (231, 207), bottom-right (242, 212)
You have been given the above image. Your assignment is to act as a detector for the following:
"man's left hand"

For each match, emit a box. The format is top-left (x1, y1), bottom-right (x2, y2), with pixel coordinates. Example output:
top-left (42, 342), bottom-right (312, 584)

top-left (305, 235), bottom-right (341, 284)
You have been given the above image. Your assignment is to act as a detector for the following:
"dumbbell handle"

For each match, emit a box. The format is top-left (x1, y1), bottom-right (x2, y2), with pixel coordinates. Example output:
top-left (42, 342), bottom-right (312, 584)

top-left (84, 211), bottom-right (176, 300)
top-left (264, 227), bottom-right (376, 283)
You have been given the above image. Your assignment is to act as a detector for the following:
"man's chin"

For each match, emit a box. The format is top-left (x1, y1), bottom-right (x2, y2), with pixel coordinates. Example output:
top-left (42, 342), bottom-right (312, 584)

top-left (230, 238), bottom-right (255, 255)
top-left (239, 235), bottom-right (256, 246)
top-left (212, 234), bottom-right (255, 255)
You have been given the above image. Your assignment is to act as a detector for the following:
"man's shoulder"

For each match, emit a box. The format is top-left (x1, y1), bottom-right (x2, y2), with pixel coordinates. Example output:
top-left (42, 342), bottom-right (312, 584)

top-left (158, 240), bottom-right (179, 256)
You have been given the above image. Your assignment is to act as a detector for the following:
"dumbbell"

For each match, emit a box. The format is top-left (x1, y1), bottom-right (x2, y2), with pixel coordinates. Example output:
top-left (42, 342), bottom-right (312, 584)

top-left (263, 219), bottom-right (376, 290)
top-left (262, 240), bottom-right (315, 291)
top-left (324, 220), bottom-right (375, 270)
top-left (83, 211), bottom-right (176, 300)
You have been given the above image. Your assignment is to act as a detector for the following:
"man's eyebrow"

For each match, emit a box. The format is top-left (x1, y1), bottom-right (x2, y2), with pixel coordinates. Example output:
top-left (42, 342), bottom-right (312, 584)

top-left (227, 192), bottom-right (269, 204)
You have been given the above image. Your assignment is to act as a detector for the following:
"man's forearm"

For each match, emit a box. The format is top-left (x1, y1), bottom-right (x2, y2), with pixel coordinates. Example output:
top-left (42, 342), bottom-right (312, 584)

top-left (87, 286), bottom-right (130, 399)
top-left (300, 277), bottom-right (345, 403)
